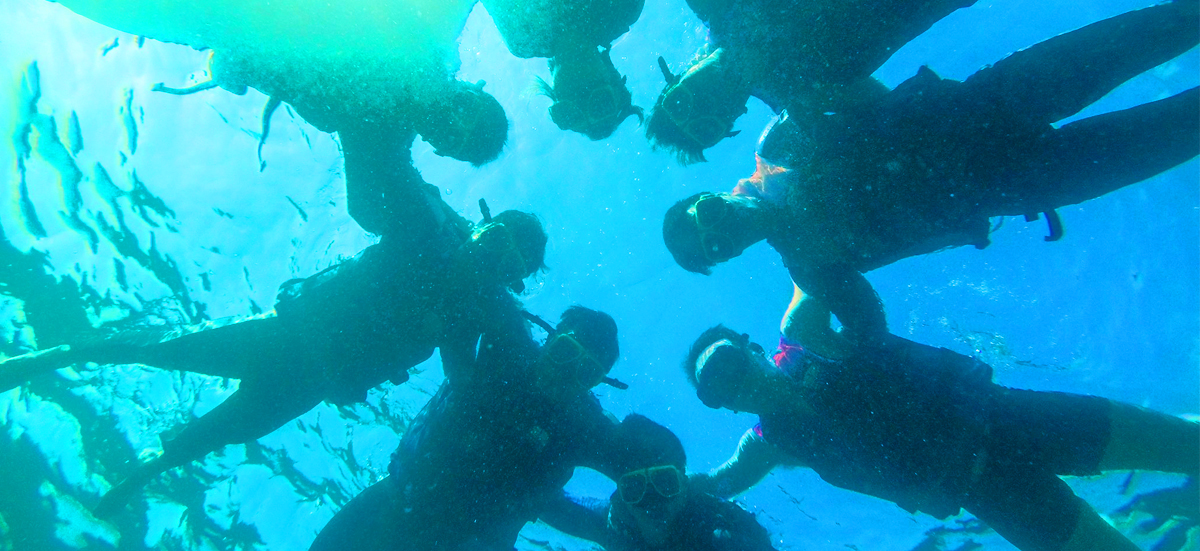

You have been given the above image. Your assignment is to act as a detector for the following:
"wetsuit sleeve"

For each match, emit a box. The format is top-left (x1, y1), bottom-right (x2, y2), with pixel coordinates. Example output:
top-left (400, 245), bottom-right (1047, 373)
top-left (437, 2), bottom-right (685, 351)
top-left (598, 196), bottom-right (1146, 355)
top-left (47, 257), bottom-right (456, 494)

top-left (341, 123), bottom-right (470, 254)
top-left (786, 263), bottom-right (887, 345)
top-left (467, 302), bottom-right (539, 385)
top-left (537, 492), bottom-right (614, 547)
top-left (690, 429), bottom-right (798, 499)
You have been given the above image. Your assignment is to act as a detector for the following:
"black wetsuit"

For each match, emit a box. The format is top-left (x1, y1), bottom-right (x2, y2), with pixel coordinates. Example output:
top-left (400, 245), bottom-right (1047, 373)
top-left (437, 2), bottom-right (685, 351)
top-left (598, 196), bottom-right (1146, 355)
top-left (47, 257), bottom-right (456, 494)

top-left (308, 307), bottom-right (621, 551)
top-left (755, 0), bottom-right (1200, 338)
top-left (756, 335), bottom-right (1119, 550)
top-left (484, 0), bottom-right (644, 59)
top-left (544, 492), bottom-right (777, 551)
top-left (687, 0), bottom-right (975, 113)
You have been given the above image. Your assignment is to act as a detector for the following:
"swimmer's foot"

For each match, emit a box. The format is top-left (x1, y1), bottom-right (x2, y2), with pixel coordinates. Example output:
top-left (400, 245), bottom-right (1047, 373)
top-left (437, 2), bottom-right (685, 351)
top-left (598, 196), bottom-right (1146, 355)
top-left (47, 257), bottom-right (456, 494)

top-left (93, 472), bottom-right (150, 520)
top-left (0, 345), bottom-right (74, 392)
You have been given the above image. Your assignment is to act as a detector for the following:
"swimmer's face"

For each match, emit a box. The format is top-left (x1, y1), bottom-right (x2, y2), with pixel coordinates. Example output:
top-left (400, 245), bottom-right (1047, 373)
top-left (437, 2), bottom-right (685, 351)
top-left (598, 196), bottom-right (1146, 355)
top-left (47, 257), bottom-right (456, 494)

top-left (658, 51), bottom-right (749, 149)
top-left (547, 49), bottom-right (637, 140)
top-left (693, 338), bottom-right (775, 413)
top-left (535, 332), bottom-right (608, 400)
top-left (619, 465), bottom-right (688, 544)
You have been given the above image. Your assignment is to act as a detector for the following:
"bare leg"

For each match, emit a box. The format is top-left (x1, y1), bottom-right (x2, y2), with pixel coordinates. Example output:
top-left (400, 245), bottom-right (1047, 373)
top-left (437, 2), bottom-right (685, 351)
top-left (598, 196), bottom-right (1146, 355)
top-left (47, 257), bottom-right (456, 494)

top-left (82, 316), bottom-right (284, 380)
top-left (1058, 504), bottom-right (1142, 551)
top-left (965, 471), bottom-right (1138, 551)
top-left (962, 0), bottom-right (1199, 123)
top-left (993, 87), bottom-right (1199, 214)
top-left (94, 377), bottom-right (323, 518)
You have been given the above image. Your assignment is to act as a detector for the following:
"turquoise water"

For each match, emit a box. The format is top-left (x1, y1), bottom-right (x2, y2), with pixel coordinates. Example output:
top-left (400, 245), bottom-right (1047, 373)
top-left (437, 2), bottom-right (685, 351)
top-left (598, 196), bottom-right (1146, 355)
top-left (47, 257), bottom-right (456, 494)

top-left (0, 0), bottom-right (1196, 549)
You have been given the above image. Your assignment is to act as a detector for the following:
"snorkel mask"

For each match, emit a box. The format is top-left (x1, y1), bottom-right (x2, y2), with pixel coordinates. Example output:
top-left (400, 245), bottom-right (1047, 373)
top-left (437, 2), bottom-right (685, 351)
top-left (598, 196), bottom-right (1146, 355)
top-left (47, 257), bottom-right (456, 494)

top-left (547, 48), bottom-right (642, 139)
top-left (617, 465), bottom-right (685, 505)
top-left (693, 337), bottom-right (764, 409)
top-left (656, 55), bottom-right (745, 149)
top-left (523, 311), bottom-right (629, 392)
top-left (687, 194), bottom-right (742, 263)
top-left (466, 199), bottom-right (531, 290)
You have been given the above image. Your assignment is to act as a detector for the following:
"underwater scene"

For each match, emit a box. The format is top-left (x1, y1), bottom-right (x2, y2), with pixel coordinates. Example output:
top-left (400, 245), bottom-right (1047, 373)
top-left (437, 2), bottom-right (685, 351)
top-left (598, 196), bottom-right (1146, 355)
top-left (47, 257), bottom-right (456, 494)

top-left (0, 0), bottom-right (1197, 549)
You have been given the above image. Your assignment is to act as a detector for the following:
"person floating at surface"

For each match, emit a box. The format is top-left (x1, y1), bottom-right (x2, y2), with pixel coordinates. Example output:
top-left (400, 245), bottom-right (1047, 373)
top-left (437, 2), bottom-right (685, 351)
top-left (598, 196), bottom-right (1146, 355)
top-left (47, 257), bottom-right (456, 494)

top-left (308, 305), bottom-right (628, 551)
top-left (540, 414), bottom-right (778, 551)
top-left (0, 186), bottom-right (547, 518)
top-left (646, 0), bottom-right (976, 162)
top-left (55, 0), bottom-right (509, 168)
top-left (483, 0), bottom-right (645, 139)
top-left (662, 0), bottom-right (1199, 343)
top-left (683, 286), bottom-right (1199, 551)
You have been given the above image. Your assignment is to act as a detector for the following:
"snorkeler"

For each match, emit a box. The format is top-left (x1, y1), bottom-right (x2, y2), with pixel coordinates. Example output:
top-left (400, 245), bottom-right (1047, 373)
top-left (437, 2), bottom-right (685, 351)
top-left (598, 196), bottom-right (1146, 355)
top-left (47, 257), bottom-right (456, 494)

top-left (0, 186), bottom-right (548, 517)
top-left (540, 414), bottom-right (778, 551)
top-left (307, 306), bottom-right (628, 551)
top-left (662, 0), bottom-right (1199, 342)
top-left (484, 0), bottom-right (645, 139)
top-left (647, 0), bottom-right (975, 162)
top-left (54, 0), bottom-right (509, 168)
top-left (684, 286), bottom-right (1199, 551)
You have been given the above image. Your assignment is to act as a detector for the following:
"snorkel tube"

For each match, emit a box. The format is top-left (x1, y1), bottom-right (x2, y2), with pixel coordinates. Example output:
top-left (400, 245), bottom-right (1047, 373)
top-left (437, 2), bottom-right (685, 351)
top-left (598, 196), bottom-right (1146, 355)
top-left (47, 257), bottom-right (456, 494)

top-left (521, 310), bottom-right (629, 390)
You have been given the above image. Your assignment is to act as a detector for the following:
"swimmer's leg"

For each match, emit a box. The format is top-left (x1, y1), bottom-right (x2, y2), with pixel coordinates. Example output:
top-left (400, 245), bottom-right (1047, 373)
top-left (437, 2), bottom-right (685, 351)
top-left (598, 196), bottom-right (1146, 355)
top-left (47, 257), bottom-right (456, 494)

top-left (94, 377), bottom-right (323, 518)
top-left (1001, 87), bottom-right (1199, 213)
top-left (963, 0), bottom-right (1198, 124)
top-left (964, 470), bottom-right (1139, 551)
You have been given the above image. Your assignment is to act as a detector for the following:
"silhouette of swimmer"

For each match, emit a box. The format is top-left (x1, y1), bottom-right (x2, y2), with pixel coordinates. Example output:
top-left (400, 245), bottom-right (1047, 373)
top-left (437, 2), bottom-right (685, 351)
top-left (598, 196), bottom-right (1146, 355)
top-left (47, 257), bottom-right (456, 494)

top-left (663, 0), bottom-right (1199, 343)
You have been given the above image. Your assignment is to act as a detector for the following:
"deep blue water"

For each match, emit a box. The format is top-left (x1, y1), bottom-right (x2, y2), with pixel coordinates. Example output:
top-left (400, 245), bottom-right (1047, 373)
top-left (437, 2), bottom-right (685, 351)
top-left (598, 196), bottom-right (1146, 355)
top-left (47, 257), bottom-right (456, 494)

top-left (0, 0), bottom-right (1197, 549)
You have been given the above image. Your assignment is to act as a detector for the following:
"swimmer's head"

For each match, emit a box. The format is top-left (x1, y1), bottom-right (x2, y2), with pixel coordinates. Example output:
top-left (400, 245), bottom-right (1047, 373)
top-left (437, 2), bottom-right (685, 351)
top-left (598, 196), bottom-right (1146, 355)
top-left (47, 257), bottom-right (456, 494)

top-left (646, 50), bottom-right (750, 164)
top-left (464, 209), bottom-right (548, 292)
top-left (540, 46), bottom-right (642, 140)
top-left (418, 80), bottom-right (509, 166)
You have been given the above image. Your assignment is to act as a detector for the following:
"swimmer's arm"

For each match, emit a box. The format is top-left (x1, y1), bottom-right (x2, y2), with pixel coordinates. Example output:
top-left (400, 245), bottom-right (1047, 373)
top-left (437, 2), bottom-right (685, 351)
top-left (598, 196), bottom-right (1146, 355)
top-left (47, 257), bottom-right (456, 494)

top-left (690, 429), bottom-right (801, 499)
top-left (787, 263), bottom-right (886, 345)
top-left (781, 285), bottom-right (851, 359)
top-left (538, 492), bottom-right (614, 548)
top-left (340, 124), bottom-right (445, 241)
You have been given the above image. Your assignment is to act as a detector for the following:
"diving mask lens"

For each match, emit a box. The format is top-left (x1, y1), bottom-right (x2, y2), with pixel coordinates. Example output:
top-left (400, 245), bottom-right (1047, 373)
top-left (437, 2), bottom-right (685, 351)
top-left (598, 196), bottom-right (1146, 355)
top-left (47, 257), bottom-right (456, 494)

top-left (546, 332), bottom-right (607, 388)
top-left (661, 83), bottom-right (694, 123)
top-left (690, 195), bottom-right (738, 262)
top-left (618, 466), bottom-right (683, 505)
top-left (700, 233), bottom-right (736, 263)
top-left (618, 471), bottom-right (650, 504)
top-left (691, 195), bottom-right (730, 229)
top-left (683, 115), bottom-right (730, 148)
top-left (470, 222), bottom-right (529, 284)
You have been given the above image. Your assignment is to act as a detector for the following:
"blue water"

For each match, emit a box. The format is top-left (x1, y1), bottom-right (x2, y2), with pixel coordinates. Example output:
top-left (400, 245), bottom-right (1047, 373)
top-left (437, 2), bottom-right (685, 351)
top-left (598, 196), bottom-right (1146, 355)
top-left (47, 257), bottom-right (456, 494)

top-left (0, 0), bottom-right (1196, 549)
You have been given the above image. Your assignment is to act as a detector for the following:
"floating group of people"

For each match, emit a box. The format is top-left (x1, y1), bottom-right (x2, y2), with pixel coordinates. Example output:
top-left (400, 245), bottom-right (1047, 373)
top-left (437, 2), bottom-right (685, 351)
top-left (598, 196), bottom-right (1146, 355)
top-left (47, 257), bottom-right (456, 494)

top-left (2, 0), bottom-right (1198, 550)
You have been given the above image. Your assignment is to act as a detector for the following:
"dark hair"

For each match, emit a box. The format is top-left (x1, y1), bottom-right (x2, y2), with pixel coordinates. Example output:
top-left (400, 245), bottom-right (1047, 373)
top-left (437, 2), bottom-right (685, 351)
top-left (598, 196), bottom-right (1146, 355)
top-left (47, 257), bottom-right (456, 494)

top-left (539, 49), bottom-right (643, 141)
top-left (421, 80), bottom-right (509, 167)
top-left (662, 193), bottom-right (714, 275)
top-left (492, 210), bottom-right (549, 275)
top-left (462, 90), bottom-right (509, 167)
top-left (683, 324), bottom-right (744, 386)
top-left (644, 53), bottom-right (710, 165)
top-left (612, 414), bottom-right (687, 474)
top-left (645, 97), bottom-right (707, 165)
top-left (557, 305), bottom-right (620, 370)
